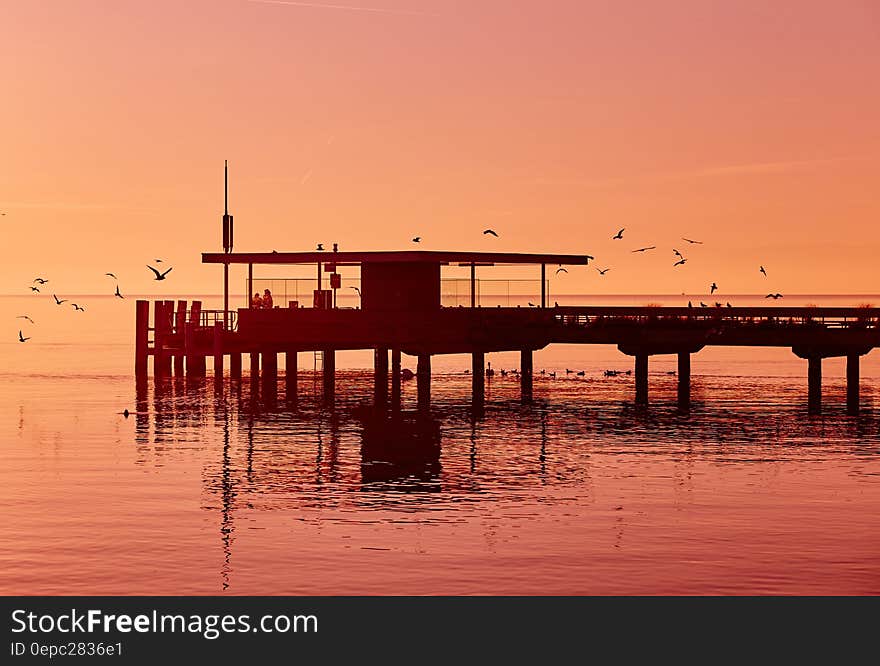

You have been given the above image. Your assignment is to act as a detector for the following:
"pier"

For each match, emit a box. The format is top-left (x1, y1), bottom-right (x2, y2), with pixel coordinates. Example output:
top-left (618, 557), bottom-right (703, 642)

top-left (135, 251), bottom-right (879, 415)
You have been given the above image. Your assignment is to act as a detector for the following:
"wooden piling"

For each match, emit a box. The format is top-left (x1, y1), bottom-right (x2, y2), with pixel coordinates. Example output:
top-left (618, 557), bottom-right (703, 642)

top-left (153, 301), bottom-right (170, 378)
top-left (808, 356), bottom-right (822, 414)
top-left (374, 348), bottom-right (388, 408)
top-left (677, 352), bottom-right (691, 410)
top-left (635, 354), bottom-right (648, 405)
top-left (190, 301), bottom-right (205, 376)
top-left (472, 351), bottom-right (485, 407)
top-left (323, 349), bottom-right (336, 403)
top-left (520, 349), bottom-right (533, 403)
top-left (847, 353), bottom-right (859, 416)
top-left (417, 353), bottom-right (431, 411)
top-left (213, 321), bottom-right (224, 385)
top-left (262, 350), bottom-right (278, 399)
top-left (285, 350), bottom-right (297, 403)
top-left (135, 300), bottom-right (149, 379)
top-left (249, 351), bottom-right (260, 396)
top-left (391, 349), bottom-right (401, 411)
top-left (230, 352), bottom-right (242, 381)
top-left (174, 299), bottom-right (187, 376)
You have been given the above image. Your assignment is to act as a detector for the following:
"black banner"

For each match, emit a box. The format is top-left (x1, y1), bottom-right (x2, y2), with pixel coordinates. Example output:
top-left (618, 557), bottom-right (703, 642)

top-left (1, 597), bottom-right (875, 662)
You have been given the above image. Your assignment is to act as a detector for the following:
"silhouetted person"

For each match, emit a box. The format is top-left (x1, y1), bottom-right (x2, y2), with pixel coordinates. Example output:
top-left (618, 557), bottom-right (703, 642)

top-left (262, 288), bottom-right (274, 309)
top-left (251, 292), bottom-right (263, 309)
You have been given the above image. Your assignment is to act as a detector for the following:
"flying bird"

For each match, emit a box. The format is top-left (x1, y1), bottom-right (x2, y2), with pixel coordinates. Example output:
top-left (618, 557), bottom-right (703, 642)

top-left (105, 273), bottom-right (117, 279)
top-left (710, 282), bottom-right (717, 294)
top-left (673, 258), bottom-right (686, 266)
top-left (33, 278), bottom-right (48, 284)
top-left (154, 259), bottom-right (163, 263)
top-left (483, 229), bottom-right (499, 237)
top-left (146, 265), bottom-right (173, 281)
top-left (17, 315), bottom-right (34, 324)
top-left (682, 237), bottom-right (703, 244)
top-left (71, 303), bottom-right (85, 312)
top-left (53, 294), bottom-right (67, 305)
top-left (30, 286), bottom-right (40, 293)
top-left (412, 237), bottom-right (421, 243)
top-left (316, 243), bottom-right (324, 251)
top-left (765, 293), bottom-right (783, 299)
top-left (759, 266), bottom-right (767, 277)
top-left (612, 228), bottom-right (625, 240)
top-left (673, 249), bottom-right (683, 259)
top-left (596, 268), bottom-right (610, 275)
top-left (115, 285), bottom-right (124, 299)
top-left (18, 330), bottom-right (30, 343)
top-left (631, 246), bottom-right (656, 253)
top-left (555, 267), bottom-right (568, 274)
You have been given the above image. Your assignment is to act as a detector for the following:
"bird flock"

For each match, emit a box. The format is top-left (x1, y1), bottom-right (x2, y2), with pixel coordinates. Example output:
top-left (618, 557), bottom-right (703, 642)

top-left (15, 260), bottom-right (173, 343)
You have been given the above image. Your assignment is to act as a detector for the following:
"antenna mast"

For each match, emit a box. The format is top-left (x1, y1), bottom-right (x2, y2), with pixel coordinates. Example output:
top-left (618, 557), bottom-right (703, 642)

top-left (222, 160), bottom-right (233, 253)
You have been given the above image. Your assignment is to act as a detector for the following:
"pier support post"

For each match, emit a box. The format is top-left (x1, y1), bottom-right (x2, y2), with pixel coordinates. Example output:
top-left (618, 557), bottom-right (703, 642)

top-left (174, 300), bottom-right (187, 376)
top-left (154, 301), bottom-right (170, 378)
top-left (135, 300), bottom-right (149, 379)
top-left (323, 349), bottom-right (335, 404)
top-left (391, 349), bottom-right (402, 411)
top-left (374, 348), bottom-right (388, 408)
top-left (249, 351), bottom-right (260, 396)
top-left (635, 354), bottom-right (648, 406)
top-left (417, 354), bottom-right (431, 412)
top-left (230, 353), bottom-right (242, 382)
top-left (808, 356), bottom-right (822, 414)
top-left (262, 351), bottom-right (278, 403)
top-left (520, 349), bottom-right (533, 403)
top-left (189, 301), bottom-right (205, 377)
top-left (677, 352), bottom-right (691, 410)
top-left (285, 350), bottom-right (297, 404)
top-left (472, 351), bottom-right (485, 408)
top-left (213, 322), bottom-right (224, 386)
top-left (846, 353), bottom-right (859, 416)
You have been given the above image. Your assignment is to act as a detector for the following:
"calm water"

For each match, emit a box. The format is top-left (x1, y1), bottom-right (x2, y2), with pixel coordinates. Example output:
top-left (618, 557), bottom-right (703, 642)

top-left (2, 294), bottom-right (880, 595)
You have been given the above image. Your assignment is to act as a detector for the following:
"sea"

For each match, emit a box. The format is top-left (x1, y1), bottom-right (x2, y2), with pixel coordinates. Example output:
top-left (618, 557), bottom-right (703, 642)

top-left (1, 293), bottom-right (879, 595)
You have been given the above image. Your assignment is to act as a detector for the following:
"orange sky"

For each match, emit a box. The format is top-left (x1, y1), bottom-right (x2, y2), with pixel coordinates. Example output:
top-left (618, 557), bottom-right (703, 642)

top-left (2, 0), bottom-right (879, 295)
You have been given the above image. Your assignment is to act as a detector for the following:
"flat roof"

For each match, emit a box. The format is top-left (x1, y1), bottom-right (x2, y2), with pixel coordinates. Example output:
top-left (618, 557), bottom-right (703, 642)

top-left (202, 250), bottom-right (593, 266)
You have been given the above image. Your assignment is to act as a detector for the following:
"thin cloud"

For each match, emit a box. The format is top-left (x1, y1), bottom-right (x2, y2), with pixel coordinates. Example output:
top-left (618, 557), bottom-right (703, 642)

top-left (245, 0), bottom-right (439, 18)
top-left (535, 155), bottom-right (876, 189)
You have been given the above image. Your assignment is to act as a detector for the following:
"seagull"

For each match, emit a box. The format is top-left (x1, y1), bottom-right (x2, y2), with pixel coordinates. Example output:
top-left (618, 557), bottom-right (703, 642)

top-left (17, 315), bottom-right (34, 324)
top-left (483, 229), bottom-right (499, 237)
top-left (710, 282), bottom-right (717, 294)
top-left (349, 286), bottom-right (361, 297)
top-left (154, 259), bottom-right (163, 263)
top-left (528, 302), bottom-right (536, 307)
top-left (105, 273), bottom-right (117, 279)
top-left (673, 249), bottom-right (683, 259)
top-left (146, 265), bottom-right (173, 281)
top-left (18, 330), bottom-right (30, 343)
top-left (316, 243), bottom-right (324, 251)
top-left (412, 237), bottom-right (421, 243)
top-left (33, 278), bottom-right (48, 284)
top-left (765, 293), bottom-right (783, 299)
top-left (612, 228), bottom-right (625, 240)
top-left (714, 302), bottom-right (722, 308)
top-left (688, 301), bottom-right (693, 308)
top-left (71, 303), bottom-right (85, 312)
top-left (53, 294), bottom-right (67, 305)
top-left (726, 302), bottom-right (732, 308)
top-left (759, 265), bottom-right (767, 277)
top-left (30, 286), bottom-right (40, 293)
top-left (682, 237), bottom-right (703, 244)
top-left (596, 268), bottom-right (610, 275)
top-left (555, 267), bottom-right (568, 274)
top-left (673, 258), bottom-right (686, 266)
top-left (115, 284), bottom-right (124, 299)
top-left (632, 246), bottom-right (656, 253)
top-left (700, 302), bottom-right (708, 307)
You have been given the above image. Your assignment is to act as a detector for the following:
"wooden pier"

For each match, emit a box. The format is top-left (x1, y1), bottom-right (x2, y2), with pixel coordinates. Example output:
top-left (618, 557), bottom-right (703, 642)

top-left (135, 251), bottom-right (879, 415)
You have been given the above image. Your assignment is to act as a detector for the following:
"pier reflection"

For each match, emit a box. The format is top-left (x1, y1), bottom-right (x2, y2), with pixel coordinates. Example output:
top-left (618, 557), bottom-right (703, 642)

top-left (359, 411), bottom-right (442, 490)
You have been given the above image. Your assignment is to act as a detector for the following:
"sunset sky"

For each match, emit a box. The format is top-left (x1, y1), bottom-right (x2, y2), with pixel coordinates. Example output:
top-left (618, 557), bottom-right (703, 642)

top-left (2, 0), bottom-right (879, 295)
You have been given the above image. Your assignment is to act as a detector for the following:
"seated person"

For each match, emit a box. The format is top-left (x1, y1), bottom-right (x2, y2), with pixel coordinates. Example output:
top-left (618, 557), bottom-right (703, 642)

top-left (251, 292), bottom-right (263, 309)
top-left (262, 289), bottom-right (274, 309)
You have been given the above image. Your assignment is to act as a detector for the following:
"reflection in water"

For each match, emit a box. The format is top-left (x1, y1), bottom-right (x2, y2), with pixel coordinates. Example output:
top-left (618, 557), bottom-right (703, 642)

top-left (119, 370), bottom-right (880, 593)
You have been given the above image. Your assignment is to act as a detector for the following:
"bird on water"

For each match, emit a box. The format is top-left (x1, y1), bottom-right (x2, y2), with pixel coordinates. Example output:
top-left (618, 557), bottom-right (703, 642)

top-left (147, 265), bottom-right (173, 281)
